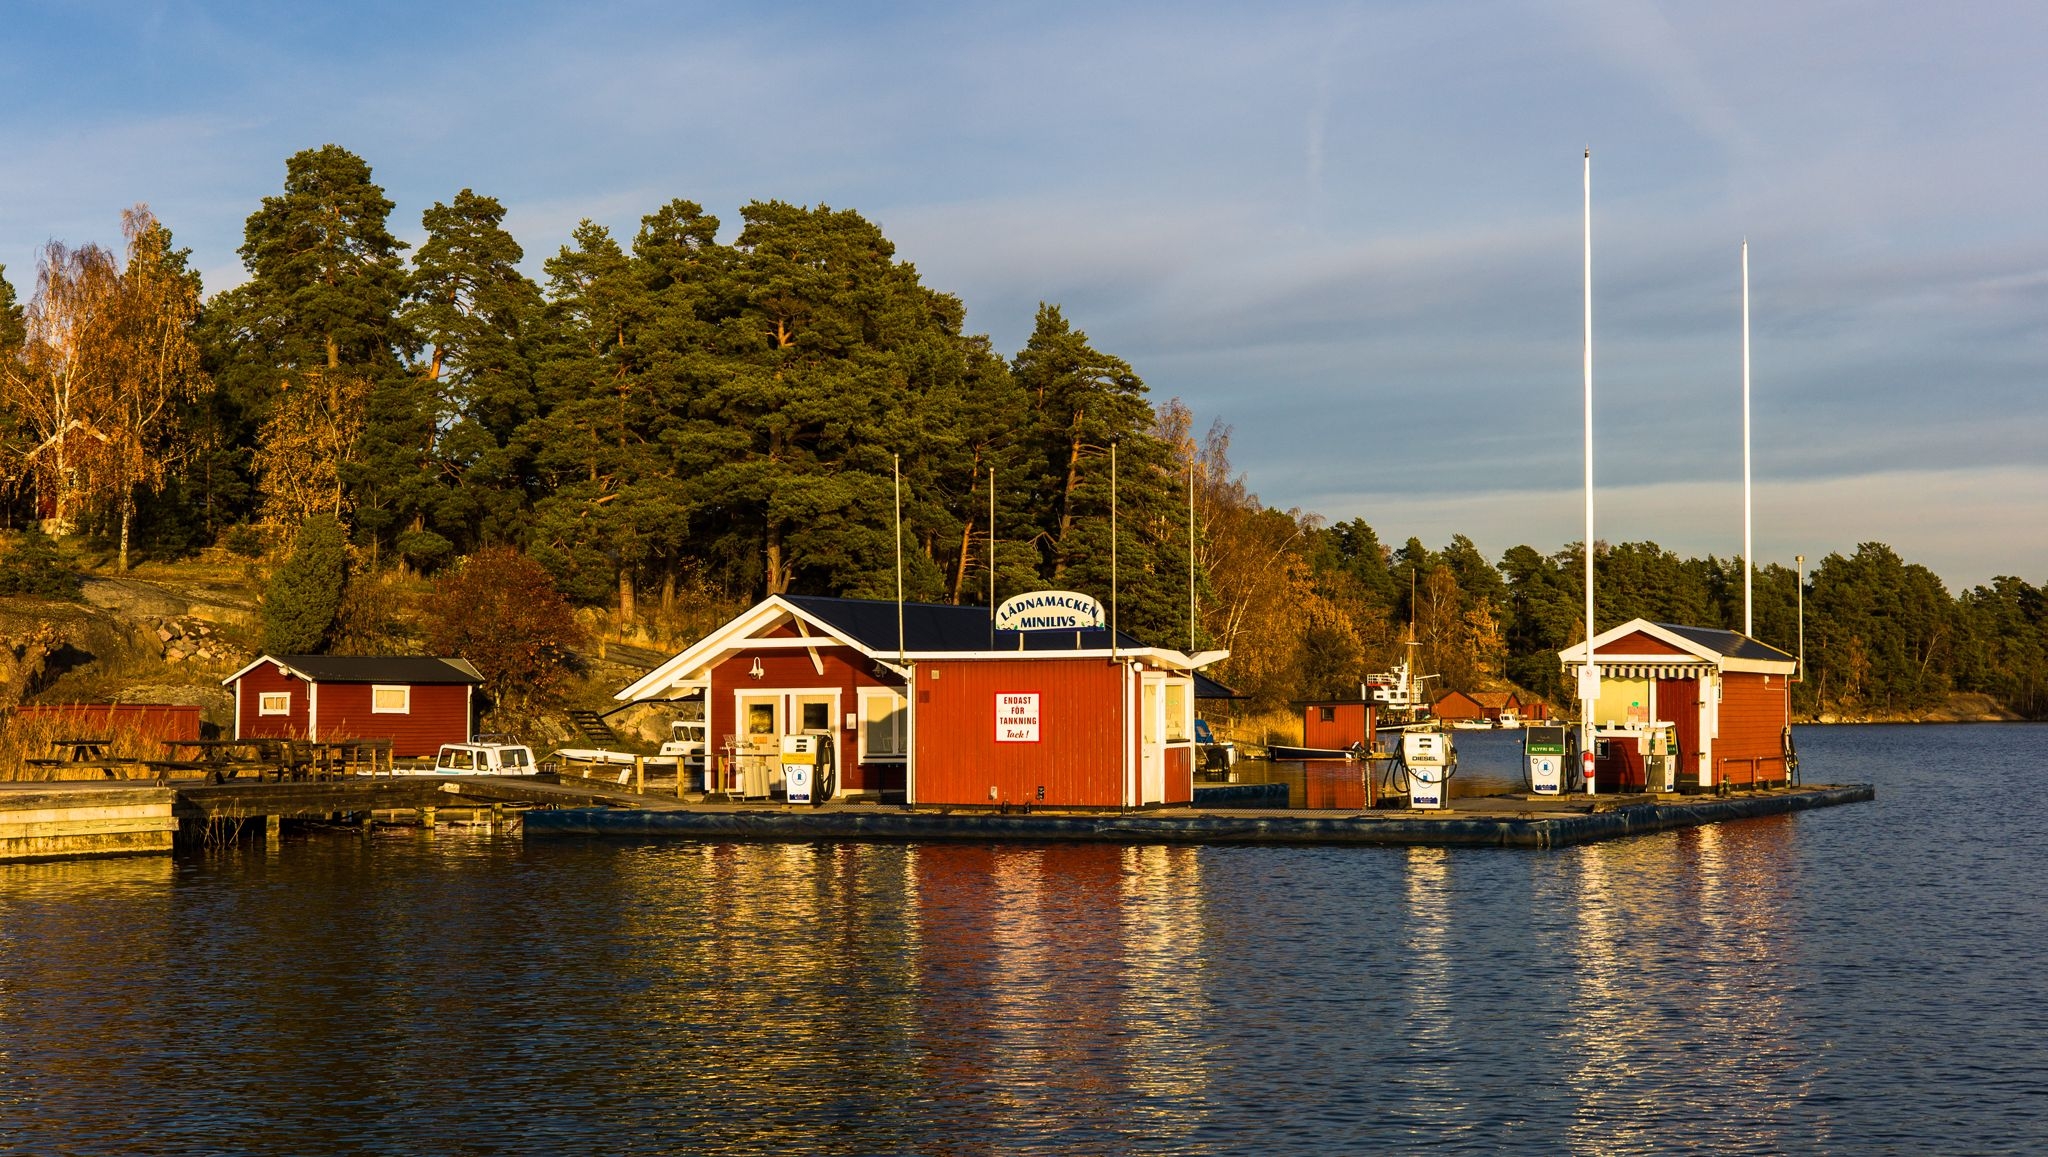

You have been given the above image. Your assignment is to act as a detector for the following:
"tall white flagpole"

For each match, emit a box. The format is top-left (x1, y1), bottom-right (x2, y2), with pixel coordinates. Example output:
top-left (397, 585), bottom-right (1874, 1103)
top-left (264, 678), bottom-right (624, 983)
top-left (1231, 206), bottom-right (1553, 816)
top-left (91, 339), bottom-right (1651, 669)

top-left (1582, 149), bottom-right (1598, 796)
top-left (1110, 441), bottom-right (1119, 660)
top-left (1743, 239), bottom-right (1754, 637)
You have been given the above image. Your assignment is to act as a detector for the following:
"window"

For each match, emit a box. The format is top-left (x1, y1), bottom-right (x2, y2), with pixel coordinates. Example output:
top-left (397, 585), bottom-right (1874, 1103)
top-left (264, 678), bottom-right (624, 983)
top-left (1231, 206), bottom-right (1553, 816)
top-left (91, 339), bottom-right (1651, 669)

top-left (259, 692), bottom-right (290, 715)
top-left (1319, 705), bottom-right (1335, 723)
top-left (860, 688), bottom-right (908, 760)
top-left (1164, 681), bottom-right (1190, 742)
top-left (372, 685), bottom-right (411, 714)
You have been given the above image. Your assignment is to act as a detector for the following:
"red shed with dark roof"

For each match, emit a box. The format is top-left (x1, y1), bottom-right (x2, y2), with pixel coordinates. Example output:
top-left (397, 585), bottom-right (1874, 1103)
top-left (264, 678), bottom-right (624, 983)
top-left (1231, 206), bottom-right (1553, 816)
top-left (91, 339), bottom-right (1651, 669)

top-left (222, 655), bottom-right (483, 757)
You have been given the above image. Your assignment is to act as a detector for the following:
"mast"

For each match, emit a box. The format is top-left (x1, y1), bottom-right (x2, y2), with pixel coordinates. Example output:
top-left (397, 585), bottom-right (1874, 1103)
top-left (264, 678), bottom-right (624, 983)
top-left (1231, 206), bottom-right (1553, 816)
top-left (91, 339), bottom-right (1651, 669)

top-left (1582, 149), bottom-right (1598, 796)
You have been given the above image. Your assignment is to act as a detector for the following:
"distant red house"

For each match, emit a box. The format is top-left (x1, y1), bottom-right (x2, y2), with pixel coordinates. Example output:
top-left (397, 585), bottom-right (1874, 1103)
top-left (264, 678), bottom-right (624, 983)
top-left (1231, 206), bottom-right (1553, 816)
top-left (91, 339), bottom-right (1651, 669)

top-left (1431, 690), bottom-right (1541, 724)
top-left (222, 655), bottom-right (483, 758)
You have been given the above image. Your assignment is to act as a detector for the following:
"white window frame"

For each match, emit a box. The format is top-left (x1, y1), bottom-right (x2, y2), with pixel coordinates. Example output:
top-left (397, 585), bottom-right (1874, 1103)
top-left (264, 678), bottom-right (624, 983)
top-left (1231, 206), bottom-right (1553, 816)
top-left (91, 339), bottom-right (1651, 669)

top-left (258, 691), bottom-right (291, 716)
top-left (858, 687), bottom-right (909, 762)
top-left (371, 684), bottom-right (412, 714)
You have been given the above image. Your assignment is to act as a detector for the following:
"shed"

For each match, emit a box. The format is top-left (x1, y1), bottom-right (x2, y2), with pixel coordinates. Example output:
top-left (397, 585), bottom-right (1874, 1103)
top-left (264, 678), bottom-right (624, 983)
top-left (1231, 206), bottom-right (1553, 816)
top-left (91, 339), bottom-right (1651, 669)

top-left (222, 655), bottom-right (483, 758)
top-left (1558, 620), bottom-right (1795, 791)
top-left (616, 595), bottom-right (1228, 808)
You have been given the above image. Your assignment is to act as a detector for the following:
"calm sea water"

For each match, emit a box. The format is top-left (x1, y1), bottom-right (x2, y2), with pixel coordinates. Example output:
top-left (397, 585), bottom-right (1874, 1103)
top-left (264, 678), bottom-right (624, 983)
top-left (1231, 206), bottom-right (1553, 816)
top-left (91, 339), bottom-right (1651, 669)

top-left (2, 724), bottom-right (2043, 1155)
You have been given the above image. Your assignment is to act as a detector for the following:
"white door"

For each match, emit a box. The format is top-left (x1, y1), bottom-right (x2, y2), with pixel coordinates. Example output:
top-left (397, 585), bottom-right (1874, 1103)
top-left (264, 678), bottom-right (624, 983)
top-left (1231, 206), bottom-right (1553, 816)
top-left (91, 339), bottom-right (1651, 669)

top-left (1140, 674), bottom-right (1166, 804)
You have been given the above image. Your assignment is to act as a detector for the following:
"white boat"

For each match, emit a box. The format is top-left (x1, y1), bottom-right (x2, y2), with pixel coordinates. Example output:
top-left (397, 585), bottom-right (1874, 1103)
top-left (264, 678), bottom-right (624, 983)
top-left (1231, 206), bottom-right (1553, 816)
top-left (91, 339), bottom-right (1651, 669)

top-left (375, 741), bottom-right (539, 776)
top-left (1450, 718), bottom-right (1493, 731)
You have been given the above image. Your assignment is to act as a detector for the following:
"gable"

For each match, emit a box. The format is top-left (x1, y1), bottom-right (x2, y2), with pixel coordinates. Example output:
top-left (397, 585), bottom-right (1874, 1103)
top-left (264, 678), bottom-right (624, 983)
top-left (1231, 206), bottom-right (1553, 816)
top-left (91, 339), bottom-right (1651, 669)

top-left (1603, 631), bottom-right (1689, 656)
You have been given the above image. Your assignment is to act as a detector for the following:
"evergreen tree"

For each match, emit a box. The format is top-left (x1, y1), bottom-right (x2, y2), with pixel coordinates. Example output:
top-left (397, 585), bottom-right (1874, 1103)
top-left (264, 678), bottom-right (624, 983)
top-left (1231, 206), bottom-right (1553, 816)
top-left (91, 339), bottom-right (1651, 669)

top-left (1012, 304), bottom-right (1186, 641)
top-left (262, 514), bottom-right (350, 653)
top-left (402, 188), bottom-right (545, 551)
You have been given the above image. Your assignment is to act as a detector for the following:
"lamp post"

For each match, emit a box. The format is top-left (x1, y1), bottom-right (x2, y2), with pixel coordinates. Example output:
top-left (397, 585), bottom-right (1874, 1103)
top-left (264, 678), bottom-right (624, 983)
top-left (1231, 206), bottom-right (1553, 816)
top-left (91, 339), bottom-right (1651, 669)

top-left (1795, 554), bottom-right (1806, 683)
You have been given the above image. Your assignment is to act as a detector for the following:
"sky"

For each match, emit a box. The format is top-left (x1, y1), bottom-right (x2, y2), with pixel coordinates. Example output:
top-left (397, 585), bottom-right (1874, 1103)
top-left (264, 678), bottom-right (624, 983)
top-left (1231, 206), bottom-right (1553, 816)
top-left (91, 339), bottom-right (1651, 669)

top-left (3, 0), bottom-right (2042, 591)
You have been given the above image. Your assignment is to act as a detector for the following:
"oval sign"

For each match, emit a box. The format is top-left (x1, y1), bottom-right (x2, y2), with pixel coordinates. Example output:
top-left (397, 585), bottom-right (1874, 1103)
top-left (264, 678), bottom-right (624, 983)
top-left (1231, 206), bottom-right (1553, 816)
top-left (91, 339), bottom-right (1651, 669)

top-left (995, 590), bottom-right (1106, 633)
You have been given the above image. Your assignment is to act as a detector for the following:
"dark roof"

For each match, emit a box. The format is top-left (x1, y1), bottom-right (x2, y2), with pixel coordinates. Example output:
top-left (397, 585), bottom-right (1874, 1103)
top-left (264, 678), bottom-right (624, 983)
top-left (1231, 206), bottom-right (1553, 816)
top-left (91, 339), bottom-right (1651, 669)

top-left (1655, 624), bottom-right (1795, 663)
top-left (266, 655), bottom-right (483, 684)
top-left (783, 595), bottom-right (1152, 655)
top-left (780, 596), bottom-right (1237, 694)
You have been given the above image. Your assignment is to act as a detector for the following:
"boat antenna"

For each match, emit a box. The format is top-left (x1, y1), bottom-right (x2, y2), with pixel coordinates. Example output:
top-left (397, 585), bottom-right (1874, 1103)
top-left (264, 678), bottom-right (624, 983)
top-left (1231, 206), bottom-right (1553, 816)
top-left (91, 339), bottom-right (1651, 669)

top-left (1742, 238), bottom-right (1754, 637)
top-left (1110, 439), bottom-right (1119, 660)
top-left (1582, 147), bottom-right (1598, 797)
top-left (1188, 452), bottom-right (1197, 654)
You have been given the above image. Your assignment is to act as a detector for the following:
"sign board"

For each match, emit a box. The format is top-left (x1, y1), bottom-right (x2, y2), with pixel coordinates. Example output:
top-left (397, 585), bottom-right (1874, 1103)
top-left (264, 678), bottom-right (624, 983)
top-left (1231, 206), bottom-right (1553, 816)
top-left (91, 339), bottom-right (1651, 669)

top-left (995, 590), bottom-right (1105, 633)
top-left (995, 693), bottom-right (1040, 742)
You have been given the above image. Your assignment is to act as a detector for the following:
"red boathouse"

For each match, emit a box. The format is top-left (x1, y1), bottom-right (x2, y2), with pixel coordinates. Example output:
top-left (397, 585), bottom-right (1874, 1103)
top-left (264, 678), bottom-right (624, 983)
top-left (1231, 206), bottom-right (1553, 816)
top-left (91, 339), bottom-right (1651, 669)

top-left (616, 595), bottom-right (1230, 807)
top-left (222, 655), bottom-right (483, 758)
top-left (1558, 620), bottom-right (1796, 792)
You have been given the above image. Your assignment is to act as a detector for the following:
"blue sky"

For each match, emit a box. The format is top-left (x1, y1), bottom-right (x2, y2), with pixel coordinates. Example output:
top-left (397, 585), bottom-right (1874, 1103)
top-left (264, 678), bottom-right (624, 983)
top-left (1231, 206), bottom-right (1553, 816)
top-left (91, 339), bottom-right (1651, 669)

top-left (4, 1), bottom-right (2042, 590)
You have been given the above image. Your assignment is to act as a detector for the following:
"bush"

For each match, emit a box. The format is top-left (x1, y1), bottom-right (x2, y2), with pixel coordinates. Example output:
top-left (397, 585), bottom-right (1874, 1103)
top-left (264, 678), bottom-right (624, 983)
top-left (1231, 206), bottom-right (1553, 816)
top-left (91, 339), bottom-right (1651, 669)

top-left (0, 531), bottom-right (84, 600)
top-left (221, 524), bottom-right (268, 559)
top-left (261, 515), bottom-right (349, 653)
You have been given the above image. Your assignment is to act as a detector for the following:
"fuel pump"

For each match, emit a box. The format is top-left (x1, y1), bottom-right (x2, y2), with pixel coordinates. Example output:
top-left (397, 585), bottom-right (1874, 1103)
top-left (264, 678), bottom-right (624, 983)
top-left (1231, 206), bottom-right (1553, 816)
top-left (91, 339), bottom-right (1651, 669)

top-left (1524, 724), bottom-right (1567, 795)
top-left (780, 732), bottom-right (836, 805)
top-left (1399, 729), bottom-right (1455, 810)
top-left (780, 733), bottom-right (816, 803)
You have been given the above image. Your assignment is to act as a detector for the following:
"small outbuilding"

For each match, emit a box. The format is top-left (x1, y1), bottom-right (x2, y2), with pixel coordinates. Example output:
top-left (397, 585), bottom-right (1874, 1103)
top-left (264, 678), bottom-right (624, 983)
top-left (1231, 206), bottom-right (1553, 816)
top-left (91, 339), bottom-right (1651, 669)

top-left (1558, 620), bottom-right (1796, 792)
top-left (222, 655), bottom-right (483, 758)
top-left (616, 594), bottom-right (1228, 808)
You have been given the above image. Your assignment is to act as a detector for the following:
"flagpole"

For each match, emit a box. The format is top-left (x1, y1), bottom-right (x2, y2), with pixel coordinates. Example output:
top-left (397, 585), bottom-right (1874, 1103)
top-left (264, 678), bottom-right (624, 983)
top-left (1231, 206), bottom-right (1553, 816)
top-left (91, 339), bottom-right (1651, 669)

top-left (1582, 148), bottom-right (1597, 797)
top-left (1742, 239), bottom-right (1754, 637)
top-left (1110, 441), bottom-right (1119, 661)
top-left (989, 464), bottom-right (997, 650)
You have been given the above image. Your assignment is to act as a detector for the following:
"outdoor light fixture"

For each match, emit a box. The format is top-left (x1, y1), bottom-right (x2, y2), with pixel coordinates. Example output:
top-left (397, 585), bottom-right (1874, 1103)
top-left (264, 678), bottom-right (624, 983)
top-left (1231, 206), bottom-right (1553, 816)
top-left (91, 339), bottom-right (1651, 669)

top-left (749, 658), bottom-right (765, 680)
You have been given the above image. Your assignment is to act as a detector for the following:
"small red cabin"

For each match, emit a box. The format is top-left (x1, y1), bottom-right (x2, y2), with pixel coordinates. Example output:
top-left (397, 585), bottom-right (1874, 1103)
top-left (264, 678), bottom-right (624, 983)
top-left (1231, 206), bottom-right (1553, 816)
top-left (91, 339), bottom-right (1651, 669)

top-left (618, 595), bottom-right (1228, 808)
top-left (222, 655), bottom-right (483, 758)
top-left (1558, 620), bottom-right (1796, 792)
top-left (1300, 700), bottom-right (1377, 751)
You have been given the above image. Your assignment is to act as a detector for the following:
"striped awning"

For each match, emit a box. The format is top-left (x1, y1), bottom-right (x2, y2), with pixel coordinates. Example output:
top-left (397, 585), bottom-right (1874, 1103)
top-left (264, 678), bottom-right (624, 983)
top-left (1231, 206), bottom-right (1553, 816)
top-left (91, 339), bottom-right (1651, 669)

top-left (1566, 661), bottom-right (1712, 680)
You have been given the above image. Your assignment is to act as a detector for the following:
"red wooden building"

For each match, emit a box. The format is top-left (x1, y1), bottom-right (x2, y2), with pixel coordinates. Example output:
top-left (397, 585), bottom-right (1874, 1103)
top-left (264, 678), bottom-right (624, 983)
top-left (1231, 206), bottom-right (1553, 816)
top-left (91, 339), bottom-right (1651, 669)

top-left (616, 595), bottom-right (1229, 807)
top-left (1558, 620), bottom-right (1796, 792)
top-left (222, 655), bottom-right (483, 758)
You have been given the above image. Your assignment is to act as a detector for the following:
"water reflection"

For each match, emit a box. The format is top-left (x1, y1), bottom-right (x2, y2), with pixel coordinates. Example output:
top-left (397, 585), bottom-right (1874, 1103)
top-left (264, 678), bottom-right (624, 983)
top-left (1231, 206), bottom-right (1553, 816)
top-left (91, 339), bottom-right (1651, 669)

top-left (0, 724), bottom-right (2040, 1153)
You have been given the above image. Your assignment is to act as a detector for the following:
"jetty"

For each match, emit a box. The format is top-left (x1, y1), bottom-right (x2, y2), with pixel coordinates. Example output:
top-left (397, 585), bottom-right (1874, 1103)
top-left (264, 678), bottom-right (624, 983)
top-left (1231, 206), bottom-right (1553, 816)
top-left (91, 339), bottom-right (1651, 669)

top-left (2, 772), bottom-right (1871, 861)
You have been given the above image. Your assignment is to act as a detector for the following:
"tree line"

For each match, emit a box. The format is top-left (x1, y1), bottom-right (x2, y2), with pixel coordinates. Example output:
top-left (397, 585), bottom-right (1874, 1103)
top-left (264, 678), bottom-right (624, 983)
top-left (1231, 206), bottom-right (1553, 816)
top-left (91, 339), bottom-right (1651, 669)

top-left (1, 144), bottom-right (2041, 720)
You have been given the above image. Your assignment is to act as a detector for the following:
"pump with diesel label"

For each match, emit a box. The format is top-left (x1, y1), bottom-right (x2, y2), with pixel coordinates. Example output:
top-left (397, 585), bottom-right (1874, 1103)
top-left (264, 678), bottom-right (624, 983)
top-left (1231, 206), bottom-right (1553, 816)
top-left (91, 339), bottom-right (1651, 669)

top-left (1524, 724), bottom-right (1567, 795)
top-left (1396, 729), bottom-right (1455, 810)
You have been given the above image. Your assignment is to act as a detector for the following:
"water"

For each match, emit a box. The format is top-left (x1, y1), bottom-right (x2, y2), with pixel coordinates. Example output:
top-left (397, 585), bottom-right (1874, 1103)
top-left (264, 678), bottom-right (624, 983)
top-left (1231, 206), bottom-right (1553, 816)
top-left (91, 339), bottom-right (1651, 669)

top-left (2, 724), bottom-right (2043, 1154)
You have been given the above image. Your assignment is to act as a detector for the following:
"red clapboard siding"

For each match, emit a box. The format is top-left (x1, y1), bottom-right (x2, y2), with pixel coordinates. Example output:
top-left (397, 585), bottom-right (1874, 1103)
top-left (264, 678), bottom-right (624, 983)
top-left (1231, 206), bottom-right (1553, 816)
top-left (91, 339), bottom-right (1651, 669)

top-left (1303, 702), bottom-right (1374, 750)
top-left (312, 682), bottom-right (472, 757)
top-left (236, 663), bottom-right (311, 740)
top-left (912, 658), bottom-right (1125, 807)
top-left (14, 704), bottom-right (201, 757)
top-left (1603, 631), bottom-right (1689, 656)
top-left (1719, 672), bottom-right (1791, 785)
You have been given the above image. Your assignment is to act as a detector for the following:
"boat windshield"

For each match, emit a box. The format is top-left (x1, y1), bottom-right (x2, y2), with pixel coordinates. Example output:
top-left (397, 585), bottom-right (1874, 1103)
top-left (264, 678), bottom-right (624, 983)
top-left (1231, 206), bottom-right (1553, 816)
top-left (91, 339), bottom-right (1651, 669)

top-left (502, 748), bottom-right (530, 768)
top-left (439, 747), bottom-right (475, 771)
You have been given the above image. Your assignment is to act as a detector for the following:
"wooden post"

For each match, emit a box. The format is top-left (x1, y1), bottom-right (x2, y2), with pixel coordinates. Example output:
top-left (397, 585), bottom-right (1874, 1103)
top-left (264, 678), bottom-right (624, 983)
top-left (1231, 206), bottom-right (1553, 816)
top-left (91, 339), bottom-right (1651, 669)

top-left (420, 806), bottom-right (437, 829)
top-left (264, 814), bottom-right (281, 847)
top-left (635, 755), bottom-right (645, 795)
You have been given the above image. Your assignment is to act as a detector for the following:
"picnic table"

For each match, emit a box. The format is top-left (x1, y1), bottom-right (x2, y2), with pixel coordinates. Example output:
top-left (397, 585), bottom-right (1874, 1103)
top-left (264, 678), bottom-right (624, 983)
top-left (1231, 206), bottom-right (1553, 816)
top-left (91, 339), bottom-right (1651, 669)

top-left (161, 737), bottom-right (397, 782)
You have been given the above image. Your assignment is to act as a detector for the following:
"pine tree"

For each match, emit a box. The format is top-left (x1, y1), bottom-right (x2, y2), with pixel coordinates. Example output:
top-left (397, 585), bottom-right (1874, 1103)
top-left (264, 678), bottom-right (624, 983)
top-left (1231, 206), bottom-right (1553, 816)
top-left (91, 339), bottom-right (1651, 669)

top-left (262, 513), bottom-right (350, 653)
